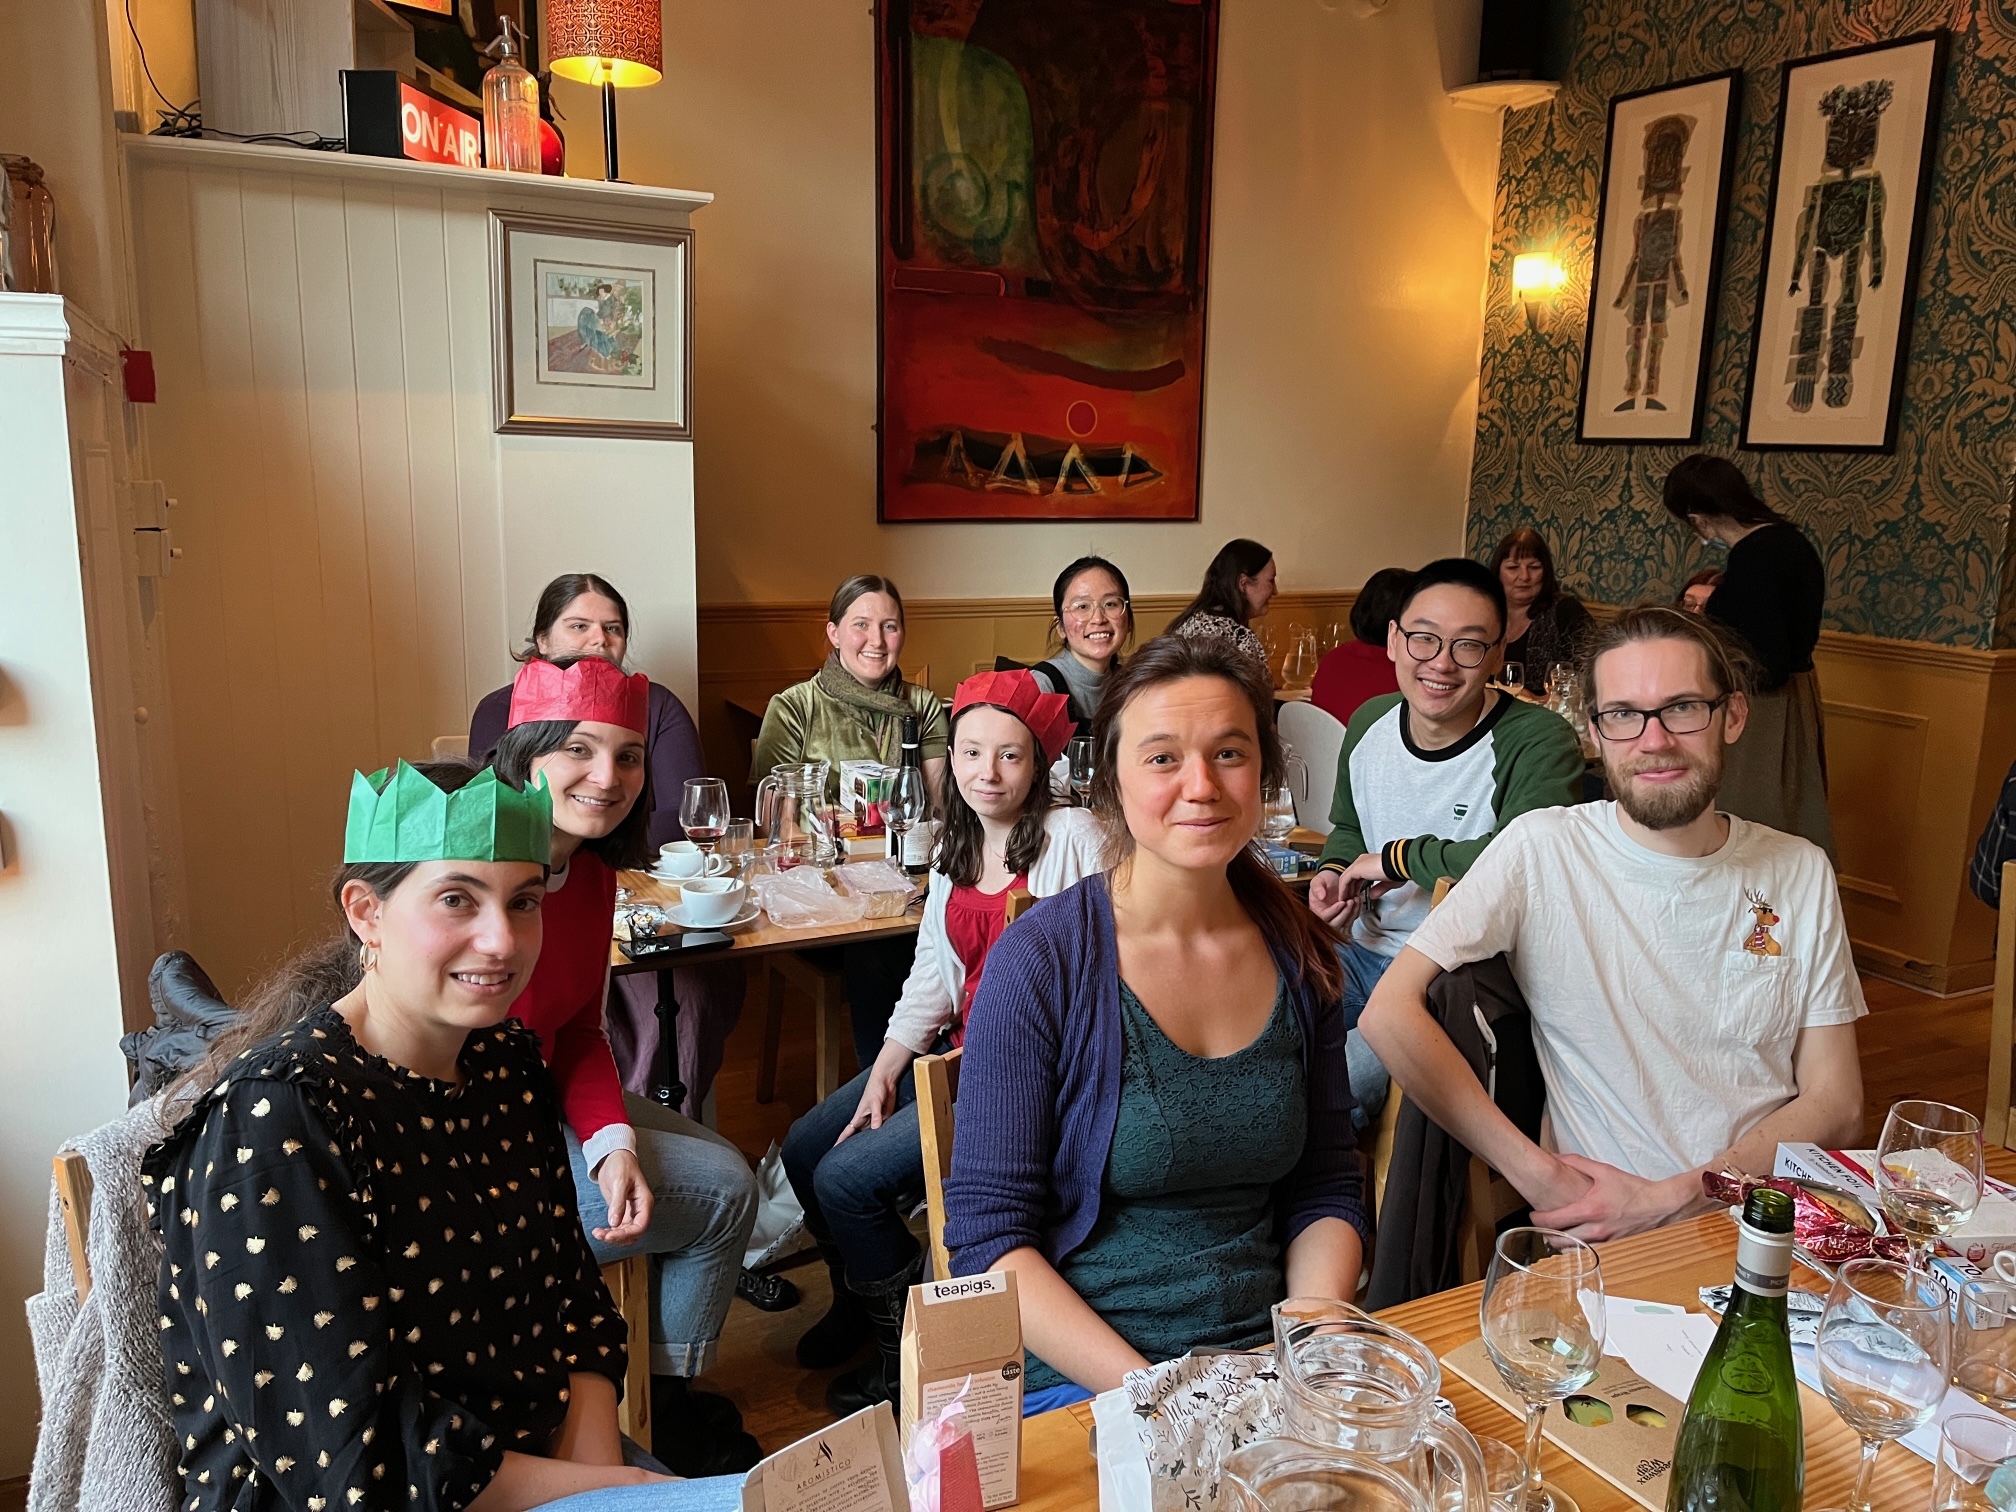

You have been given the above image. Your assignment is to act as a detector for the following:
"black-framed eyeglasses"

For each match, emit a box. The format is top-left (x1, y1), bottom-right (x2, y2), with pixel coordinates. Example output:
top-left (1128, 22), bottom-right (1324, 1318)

top-left (1590, 695), bottom-right (1729, 741)
top-left (1400, 629), bottom-right (1499, 669)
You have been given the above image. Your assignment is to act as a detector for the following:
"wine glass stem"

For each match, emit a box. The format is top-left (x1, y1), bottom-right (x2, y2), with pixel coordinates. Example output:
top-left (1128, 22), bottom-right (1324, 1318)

top-left (1519, 1401), bottom-right (1548, 1511)
top-left (1847, 1433), bottom-right (1882, 1512)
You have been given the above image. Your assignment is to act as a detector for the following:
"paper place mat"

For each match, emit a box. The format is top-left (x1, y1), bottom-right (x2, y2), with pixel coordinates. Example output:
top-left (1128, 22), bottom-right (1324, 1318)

top-left (1442, 1337), bottom-right (1681, 1512)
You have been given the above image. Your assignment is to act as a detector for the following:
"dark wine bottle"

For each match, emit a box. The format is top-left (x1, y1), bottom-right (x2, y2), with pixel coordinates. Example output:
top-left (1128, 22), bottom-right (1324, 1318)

top-left (1665, 1187), bottom-right (1803, 1512)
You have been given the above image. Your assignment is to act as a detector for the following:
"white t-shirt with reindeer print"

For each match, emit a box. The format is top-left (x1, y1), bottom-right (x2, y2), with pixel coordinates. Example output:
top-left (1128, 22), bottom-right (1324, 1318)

top-left (1407, 801), bottom-right (1866, 1180)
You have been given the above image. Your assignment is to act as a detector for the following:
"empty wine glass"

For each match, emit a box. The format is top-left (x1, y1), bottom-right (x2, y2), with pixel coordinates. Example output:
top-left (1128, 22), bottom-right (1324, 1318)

top-left (1501, 661), bottom-right (1526, 694)
top-left (1319, 619), bottom-right (1346, 655)
top-left (679, 777), bottom-right (730, 854)
top-left (1876, 1099), bottom-right (1984, 1276)
top-left (1481, 1228), bottom-right (1605, 1512)
top-left (1812, 1257), bottom-right (1950, 1512)
top-left (1067, 735), bottom-right (1096, 807)
top-left (887, 762), bottom-right (929, 871)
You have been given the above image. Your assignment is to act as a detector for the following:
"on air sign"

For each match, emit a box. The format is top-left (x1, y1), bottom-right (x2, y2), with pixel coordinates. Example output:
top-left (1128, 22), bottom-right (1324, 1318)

top-left (342, 71), bottom-right (482, 168)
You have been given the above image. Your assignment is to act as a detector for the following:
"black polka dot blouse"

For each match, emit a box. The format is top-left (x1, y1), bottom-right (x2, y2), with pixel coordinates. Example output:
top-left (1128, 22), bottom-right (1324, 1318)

top-left (142, 1008), bottom-right (629, 1511)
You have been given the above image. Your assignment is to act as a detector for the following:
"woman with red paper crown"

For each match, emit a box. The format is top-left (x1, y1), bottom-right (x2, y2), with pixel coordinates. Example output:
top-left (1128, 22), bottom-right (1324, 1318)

top-left (781, 669), bottom-right (1103, 1415)
top-left (490, 655), bottom-right (762, 1476)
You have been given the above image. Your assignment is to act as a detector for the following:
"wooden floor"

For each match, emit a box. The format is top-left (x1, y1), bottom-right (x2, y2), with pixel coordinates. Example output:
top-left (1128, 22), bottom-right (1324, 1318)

top-left (694, 968), bottom-right (1997, 1455)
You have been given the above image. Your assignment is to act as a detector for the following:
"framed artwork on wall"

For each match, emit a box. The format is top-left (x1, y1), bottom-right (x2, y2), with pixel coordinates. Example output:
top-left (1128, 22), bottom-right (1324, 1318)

top-left (1742, 32), bottom-right (1948, 451)
top-left (490, 211), bottom-right (693, 439)
top-left (873, 0), bottom-right (1219, 523)
top-left (1577, 70), bottom-right (1741, 444)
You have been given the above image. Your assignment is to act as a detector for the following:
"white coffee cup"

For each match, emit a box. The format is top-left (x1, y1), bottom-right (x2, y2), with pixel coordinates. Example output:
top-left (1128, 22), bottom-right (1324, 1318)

top-left (658, 841), bottom-right (728, 879)
top-left (679, 876), bottom-right (747, 926)
top-left (1993, 1251), bottom-right (2016, 1285)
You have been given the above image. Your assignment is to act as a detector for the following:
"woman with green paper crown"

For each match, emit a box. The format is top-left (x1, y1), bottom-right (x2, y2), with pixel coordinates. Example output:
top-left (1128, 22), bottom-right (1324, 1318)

top-left (144, 760), bottom-right (744, 1510)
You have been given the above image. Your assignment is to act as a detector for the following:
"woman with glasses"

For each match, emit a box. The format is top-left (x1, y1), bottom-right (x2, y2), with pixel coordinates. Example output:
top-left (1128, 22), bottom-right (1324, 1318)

top-left (1662, 455), bottom-right (1836, 857)
top-left (1029, 556), bottom-right (1133, 731)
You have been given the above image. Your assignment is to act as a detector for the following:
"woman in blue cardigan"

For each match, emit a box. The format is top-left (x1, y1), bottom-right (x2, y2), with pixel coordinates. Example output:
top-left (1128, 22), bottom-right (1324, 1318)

top-left (944, 634), bottom-right (1371, 1412)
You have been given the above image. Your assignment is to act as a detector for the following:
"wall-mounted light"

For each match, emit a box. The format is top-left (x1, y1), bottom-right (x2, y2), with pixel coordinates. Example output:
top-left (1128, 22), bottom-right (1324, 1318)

top-left (1511, 252), bottom-right (1566, 329)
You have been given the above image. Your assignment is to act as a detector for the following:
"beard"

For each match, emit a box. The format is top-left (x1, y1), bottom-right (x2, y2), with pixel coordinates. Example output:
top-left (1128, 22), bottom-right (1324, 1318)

top-left (1609, 743), bottom-right (1723, 830)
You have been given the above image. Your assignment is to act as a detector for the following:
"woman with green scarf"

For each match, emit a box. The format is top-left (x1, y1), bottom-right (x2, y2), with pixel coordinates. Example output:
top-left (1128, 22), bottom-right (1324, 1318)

top-left (754, 574), bottom-right (949, 1062)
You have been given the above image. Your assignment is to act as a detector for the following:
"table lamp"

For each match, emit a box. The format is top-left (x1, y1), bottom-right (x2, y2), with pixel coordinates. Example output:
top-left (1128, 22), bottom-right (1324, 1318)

top-left (547, 0), bottom-right (662, 181)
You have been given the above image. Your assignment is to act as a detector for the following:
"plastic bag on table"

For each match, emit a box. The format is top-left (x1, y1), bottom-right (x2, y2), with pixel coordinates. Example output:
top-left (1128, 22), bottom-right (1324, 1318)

top-left (751, 866), bottom-right (869, 929)
top-left (834, 860), bottom-right (920, 918)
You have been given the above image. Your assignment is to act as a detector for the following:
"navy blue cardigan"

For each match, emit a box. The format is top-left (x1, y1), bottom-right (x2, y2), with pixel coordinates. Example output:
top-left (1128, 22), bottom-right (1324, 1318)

top-left (944, 872), bottom-right (1372, 1279)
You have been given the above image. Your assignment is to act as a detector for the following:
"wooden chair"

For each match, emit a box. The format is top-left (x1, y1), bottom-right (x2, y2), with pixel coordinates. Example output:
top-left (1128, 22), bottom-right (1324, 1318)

top-left (600, 1256), bottom-right (652, 1443)
top-left (915, 888), bottom-right (1037, 1279)
top-left (1988, 861), bottom-right (2016, 1149)
top-left (55, 1151), bottom-right (92, 1305)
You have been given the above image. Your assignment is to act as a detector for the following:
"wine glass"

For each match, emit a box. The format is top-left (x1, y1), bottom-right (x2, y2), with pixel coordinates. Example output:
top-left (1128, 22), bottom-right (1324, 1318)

top-left (1480, 1228), bottom-right (1605, 1512)
top-left (679, 777), bottom-right (730, 855)
top-left (1501, 661), bottom-right (1526, 694)
top-left (1067, 735), bottom-right (1096, 807)
top-left (1876, 1099), bottom-right (1984, 1276)
top-left (1319, 619), bottom-right (1346, 655)
top-left (1812, 1257), bottom-right (1950, 1512)
top-left (1930, 1413), bottom-right (2016, 1511)
top-left (888, 762), bottom-right (929, 870)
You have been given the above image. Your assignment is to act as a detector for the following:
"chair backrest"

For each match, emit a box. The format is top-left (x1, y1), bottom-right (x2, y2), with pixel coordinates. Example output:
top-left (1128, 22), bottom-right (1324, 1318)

top-left (1460, 1159), bottom-right (1528, 1284)
top-left (55, 1151), bottom-right (93, 1304)
top-left (600, 1256), bottom-right (651, 1442)
top-left (430, 734), bottom-right (469, 763)
top-left (916, 1048), bottom-right (964, 1280)
top-left (1277, 701), bottom-right (1346, 834)
top-left (1366, 1087), bottom-right (1404, 1220)
top-left (1991, 860), bottom-right (2016, 1150)
top-left (1005, 887), bottom-right (1037, 925)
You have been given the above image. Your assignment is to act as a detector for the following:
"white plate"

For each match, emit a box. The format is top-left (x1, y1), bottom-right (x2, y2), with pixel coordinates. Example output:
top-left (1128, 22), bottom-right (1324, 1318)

top-left (661, 898), bottom-right (761, 932)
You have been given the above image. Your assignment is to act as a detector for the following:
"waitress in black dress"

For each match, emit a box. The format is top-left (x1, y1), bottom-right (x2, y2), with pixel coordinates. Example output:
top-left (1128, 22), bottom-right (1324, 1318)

top-left (1663, 454), bottom-right (1837, 857)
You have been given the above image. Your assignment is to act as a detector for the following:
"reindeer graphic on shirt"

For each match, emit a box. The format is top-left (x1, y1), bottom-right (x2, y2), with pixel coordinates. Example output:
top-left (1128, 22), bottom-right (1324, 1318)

top-left (1744, 889), bottom-right (1784, 956)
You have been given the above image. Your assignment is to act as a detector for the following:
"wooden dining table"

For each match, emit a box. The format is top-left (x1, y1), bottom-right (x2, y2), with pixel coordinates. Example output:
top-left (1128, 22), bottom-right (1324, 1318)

top-left (1012, 1142), bottom-right (2016, 1510)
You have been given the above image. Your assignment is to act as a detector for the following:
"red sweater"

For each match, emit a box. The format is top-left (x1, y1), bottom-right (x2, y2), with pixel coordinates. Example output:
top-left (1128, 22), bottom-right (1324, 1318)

top-left (512, 850), bottom-right (628, 1143)
top-left (1310, 640), bottom-right (1399, 725)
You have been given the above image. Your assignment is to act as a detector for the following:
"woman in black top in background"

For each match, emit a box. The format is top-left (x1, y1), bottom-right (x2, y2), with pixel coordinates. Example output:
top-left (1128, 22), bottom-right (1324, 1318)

top-left (1663, 454), bottom-right (1837, 857)
top-left (1487, 528), bottom-right (1593, 693)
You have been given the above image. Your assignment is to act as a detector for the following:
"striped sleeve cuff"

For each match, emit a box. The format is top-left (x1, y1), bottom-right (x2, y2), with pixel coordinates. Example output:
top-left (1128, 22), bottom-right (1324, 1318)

top-left (1381, 839), bottom-right (1411, 884)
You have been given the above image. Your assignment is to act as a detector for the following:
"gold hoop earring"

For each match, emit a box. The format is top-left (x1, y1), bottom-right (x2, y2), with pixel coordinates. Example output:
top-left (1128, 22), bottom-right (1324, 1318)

top-left (357, 941), bottom-right (378, 973)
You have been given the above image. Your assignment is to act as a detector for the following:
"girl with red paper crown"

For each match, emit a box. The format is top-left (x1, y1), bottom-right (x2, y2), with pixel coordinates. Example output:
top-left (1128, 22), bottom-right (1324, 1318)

top-left (490, 655), bottom-right (761, 1476)
top-left (781, 669), bottom-right (1103, 1415)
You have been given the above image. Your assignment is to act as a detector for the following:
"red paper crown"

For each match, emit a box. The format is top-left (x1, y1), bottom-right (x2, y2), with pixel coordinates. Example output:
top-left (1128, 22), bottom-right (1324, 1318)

top-left (508, 656), bottom-right (651, 734)
top-left (952, 670), bottom-right (1076, 767)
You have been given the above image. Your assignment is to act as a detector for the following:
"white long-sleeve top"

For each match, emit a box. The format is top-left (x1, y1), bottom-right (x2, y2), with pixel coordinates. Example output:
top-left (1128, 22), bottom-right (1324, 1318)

top-left (883, 805), bottom-right (1108, 1054)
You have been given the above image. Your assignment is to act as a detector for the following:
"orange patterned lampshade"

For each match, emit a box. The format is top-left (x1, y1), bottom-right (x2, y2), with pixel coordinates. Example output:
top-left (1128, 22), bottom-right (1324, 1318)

top-left (547, 0), bottom-right (663, 88)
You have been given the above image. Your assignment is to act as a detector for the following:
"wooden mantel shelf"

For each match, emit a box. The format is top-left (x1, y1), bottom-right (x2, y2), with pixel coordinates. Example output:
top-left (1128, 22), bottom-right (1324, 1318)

top-left (121, 133), bottom-right (712, 217)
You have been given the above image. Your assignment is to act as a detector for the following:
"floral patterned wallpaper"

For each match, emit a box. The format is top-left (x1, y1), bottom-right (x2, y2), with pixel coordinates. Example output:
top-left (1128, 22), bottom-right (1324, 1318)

top-left (1464, 0), bottom-right (2016, 647)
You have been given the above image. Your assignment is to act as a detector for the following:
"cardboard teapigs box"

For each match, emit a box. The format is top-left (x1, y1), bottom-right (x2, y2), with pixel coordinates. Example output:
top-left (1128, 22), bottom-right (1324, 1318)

top-left (900, 1270), bottom-right (1024, 1509)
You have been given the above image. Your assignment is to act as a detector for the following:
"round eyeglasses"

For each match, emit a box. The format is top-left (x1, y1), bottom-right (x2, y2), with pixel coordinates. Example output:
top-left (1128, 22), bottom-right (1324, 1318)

top-left (1062, 596), bottom-right (1129, 620)
top-left (1400, 630), bottom-right (1499, 669)
top-left (1590, 695), bottom-right (1728, 741)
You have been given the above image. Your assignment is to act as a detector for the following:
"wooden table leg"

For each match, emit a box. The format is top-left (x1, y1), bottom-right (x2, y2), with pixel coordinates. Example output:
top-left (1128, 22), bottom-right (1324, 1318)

top-left (756, 961), bottom-right (787, 1105)
top-left (815, 973), bottom-right (842, 1104)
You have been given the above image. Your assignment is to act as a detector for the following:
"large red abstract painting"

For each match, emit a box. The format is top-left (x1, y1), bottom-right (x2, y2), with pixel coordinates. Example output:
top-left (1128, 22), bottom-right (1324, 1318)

top-left (876, 0), bottom-right (1219, 522)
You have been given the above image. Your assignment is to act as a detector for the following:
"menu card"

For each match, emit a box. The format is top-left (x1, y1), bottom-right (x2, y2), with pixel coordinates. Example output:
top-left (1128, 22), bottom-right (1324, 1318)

top-left (741, 1402), bottom-right (906, 1512)
top-left (1441, 1338), bottom-right (1683, 1512)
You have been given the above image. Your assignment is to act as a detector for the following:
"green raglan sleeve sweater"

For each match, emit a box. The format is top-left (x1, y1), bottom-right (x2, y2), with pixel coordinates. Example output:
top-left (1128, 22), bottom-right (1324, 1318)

top-left (1317, 694), bottom-right (1584, 887)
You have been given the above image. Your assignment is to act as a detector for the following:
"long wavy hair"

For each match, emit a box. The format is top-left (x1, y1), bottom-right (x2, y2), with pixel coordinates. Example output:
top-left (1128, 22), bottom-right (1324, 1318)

top-left (1662, 454), bottom-right (1785, 527)
top-left (1090, 635), bottom-right (1344, 1001)
top-left (1170, 538), bottom-right (1273, 632)
top-left (934, 702), bottom-right (1058, 887)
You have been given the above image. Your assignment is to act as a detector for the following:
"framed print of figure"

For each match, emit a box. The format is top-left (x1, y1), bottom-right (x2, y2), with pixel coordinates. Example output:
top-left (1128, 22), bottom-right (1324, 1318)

top-left (1742, 33), bottom-right (1948, 451)
top-left (1578, 70), bottom-right (1741, 444)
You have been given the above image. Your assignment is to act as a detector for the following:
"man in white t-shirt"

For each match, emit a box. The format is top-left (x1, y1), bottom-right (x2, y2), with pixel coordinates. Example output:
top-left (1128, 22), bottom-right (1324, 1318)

top-left (1361, 605), bottom-right (1865, 1241)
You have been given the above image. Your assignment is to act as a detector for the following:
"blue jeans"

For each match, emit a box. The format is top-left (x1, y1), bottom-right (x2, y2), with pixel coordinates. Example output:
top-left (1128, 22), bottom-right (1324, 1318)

top-left (568, 1093), bottom-right (757, 1376)
top-left (531, 1476), bottom-right (744, 1511)
top-left (1339, 940), bottom-right (1394, 1128)
top-left (780, 1063), bottom-right (926, 1289)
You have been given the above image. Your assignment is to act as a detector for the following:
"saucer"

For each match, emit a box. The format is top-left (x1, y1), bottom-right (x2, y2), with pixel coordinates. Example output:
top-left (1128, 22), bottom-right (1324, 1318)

top-left (663, 898), bottom-right (760, 932)
top-left (649, 865), bottom-right (726, 884)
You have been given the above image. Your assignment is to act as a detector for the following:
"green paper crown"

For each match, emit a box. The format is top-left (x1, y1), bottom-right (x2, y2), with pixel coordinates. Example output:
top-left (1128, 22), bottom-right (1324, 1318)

top-left (344, 762), bottom-right (552, 864)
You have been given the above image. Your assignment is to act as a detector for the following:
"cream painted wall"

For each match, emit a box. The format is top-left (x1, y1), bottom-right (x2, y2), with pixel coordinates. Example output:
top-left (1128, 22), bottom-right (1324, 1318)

top-left (0, 295), bottom-right (135, 1480)
top-left (551, 0), bottom-right (1501, 605)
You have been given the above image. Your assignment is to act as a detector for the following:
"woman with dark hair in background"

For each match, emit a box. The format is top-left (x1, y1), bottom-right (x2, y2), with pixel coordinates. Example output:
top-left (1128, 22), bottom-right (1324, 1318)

top-left (1663, 453), bottom-right (1836, 856)
top-left (944, 636), bottom-right (1369, 1413)
top-left (490, 657), bottom-right (760, 1476)
top-left (1309, 566), bottom-right (1414, 724)
top-left (146, 761), bottom-right (700, 1510)
top-left (1166, 538), bottom-right (1276, 673)
top-left (1489, 528), bottom-right (1593, 694)
top-left (468, 573), bottom-right (746, 1137)
top-left (753, 574), bottom-right (949, 1066)
top-left (1028, 555), bottom-right (1133, 731)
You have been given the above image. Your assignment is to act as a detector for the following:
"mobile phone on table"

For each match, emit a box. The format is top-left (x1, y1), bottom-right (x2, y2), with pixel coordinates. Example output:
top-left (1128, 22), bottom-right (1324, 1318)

top-left (620, 931), bottom-right (734, 961)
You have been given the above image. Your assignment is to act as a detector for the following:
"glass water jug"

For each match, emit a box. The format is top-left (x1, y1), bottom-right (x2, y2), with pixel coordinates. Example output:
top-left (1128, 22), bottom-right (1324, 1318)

top-left (755, 761), bottom-right (834, 868)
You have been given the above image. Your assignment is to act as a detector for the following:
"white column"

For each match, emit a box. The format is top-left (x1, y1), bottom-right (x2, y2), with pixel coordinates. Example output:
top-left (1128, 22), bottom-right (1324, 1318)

top-left (0, 293), bottom-right (133, 1480)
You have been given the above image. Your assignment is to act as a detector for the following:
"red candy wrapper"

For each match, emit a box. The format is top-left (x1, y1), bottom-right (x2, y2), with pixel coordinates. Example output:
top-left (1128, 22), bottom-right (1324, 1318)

top-left (1701, 1168), bottom-right (1910, 1264)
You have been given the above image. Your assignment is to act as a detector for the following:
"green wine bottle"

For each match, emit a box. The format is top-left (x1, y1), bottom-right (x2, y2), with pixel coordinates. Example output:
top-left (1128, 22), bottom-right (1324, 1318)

top-left (1666, 1187), bottom-right (1804, 1512)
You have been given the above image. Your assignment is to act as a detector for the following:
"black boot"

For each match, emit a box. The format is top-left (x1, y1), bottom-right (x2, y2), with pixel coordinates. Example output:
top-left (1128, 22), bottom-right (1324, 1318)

top-left (649, 1374), bottom-right (761, 1476)
top-left (795, 1245), bottom-right (872, 1369)
top-left (824, 1254), bottom-right (921, 1418)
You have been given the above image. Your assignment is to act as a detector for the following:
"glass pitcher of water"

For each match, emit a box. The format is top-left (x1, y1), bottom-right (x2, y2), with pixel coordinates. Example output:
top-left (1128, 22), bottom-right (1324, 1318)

top-left (1225, 1298), bottom-right (1490, 1512)
top-left (754, 761), bottom-right (834, 869)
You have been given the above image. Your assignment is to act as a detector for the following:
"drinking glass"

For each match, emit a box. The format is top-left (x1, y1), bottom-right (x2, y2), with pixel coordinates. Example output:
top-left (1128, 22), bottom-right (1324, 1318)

top-left (1877, 1099), bottom-right (1985, 1276)
top-left (1480, 1228), bottom-right (1605, 1512)
top-left (679, 777), bottom-right (731, 854)
top-left (888, 762), bottom-right (929, 866)
top-left (1929, 1413), bottom-right (2016, 1512)
top-left (1955, 1280), bottom-right (2016, 1411)
top-left (1501, 661), bottom-right (1525, 693)
top-left (718, 818), bottom-right (756, 878)
top-left (1812, 1257), bottom-right (1951, 1512)
top-left (1320, 620), bottom-right (1346, 655)
top-left (1262, 783), bottom-right (1297, 842)
top-left (1067, 735), bottom-right (1096, 807)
